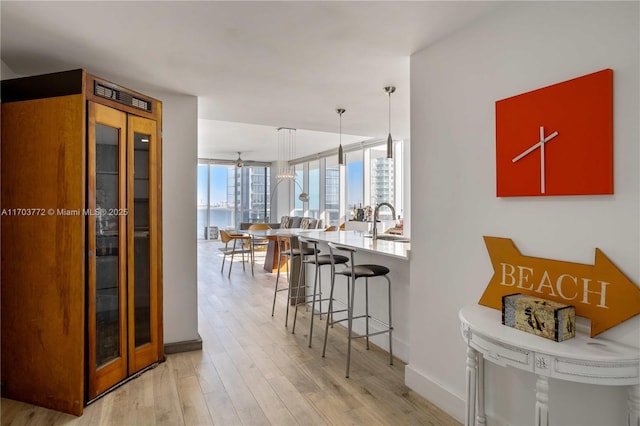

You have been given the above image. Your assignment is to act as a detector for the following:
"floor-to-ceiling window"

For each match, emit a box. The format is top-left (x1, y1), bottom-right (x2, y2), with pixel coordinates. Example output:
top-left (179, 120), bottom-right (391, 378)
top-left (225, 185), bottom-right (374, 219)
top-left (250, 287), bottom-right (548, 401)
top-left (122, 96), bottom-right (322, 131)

top-left (308, 160), bottom-right (320, 219)
top-left (346, 150), bottom-right (364, 212)
top-left (197, 159), bottom-right (270, 239)
top-left (324, 156), bottom-right (340, 226)
top-left (289, 139), bottom-right (404, 228)
top-left (239, 166), bottom-right (270, 223)
top-left (197, 163), bottom-right (210, 239)
top-left (370, 145), bottom-right (395, 219)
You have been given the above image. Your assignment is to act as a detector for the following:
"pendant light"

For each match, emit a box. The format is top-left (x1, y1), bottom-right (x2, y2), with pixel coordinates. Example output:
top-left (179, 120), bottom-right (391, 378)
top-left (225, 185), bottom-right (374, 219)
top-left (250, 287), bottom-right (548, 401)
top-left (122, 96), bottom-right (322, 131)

top-left (276, 127), bottom-right (296, 179)
top-left (384, 86), bottom-right (396, 159)
top-left (235, 151), bottom-right (244, 168)
top-left (337, 108), bottom-right (346, 165)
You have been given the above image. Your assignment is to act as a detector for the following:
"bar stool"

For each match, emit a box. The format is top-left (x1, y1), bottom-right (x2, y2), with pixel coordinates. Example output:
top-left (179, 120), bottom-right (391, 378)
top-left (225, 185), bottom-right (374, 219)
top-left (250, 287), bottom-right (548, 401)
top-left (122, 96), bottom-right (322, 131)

top-left (292, 236), bottom-right (349, 347)
top-left (271, 234), bottom-right (318, 327)
top-left (322, 242), bottom-right (393, 378)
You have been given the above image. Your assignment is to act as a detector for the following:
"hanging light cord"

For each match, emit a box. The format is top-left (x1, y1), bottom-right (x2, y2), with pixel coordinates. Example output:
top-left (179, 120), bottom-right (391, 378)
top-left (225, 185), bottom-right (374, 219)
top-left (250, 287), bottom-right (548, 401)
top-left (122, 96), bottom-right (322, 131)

top-left (388, 91), bottom-right (391, 135)
top-left (340, 112), bottom-right (342, 146)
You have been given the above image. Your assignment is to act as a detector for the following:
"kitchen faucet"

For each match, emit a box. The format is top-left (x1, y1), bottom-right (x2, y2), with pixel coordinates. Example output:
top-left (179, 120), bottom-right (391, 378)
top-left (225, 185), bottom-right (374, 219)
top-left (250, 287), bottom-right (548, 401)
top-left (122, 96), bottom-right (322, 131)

top-left (372, 202), bottom-right (396, 240)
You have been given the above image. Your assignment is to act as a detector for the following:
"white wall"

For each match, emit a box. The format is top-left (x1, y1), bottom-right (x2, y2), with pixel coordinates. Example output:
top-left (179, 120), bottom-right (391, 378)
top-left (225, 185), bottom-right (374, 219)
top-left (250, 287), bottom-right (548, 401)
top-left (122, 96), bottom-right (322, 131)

top-left (408, 2), bottom-right (639, 425)
top-left (146, 91), bottom-right (200, 344)
top-left (1, 60), bottom-right (19, 79)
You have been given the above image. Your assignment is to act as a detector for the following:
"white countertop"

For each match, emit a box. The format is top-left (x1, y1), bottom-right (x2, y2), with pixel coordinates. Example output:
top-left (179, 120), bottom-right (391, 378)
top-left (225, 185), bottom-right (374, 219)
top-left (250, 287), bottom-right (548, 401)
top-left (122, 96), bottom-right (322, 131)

top-left (247, 229), bottom-right (410, 260)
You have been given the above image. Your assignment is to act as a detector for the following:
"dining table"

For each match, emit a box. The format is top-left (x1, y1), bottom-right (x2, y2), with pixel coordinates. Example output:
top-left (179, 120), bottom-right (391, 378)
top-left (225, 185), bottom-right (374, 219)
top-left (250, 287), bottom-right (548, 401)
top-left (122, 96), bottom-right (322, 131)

top-left (245, 228), bottom-right (302, 273)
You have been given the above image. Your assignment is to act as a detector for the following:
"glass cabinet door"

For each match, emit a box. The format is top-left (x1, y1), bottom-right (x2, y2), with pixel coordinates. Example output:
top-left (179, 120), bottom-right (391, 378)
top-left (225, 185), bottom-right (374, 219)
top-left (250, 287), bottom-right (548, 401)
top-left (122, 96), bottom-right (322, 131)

top-left (88, 103), bottom-right (159, 399)
top-left (87, 102), bottom-right (128, 399)
top-left (127, 115), bottom-right (158, 374)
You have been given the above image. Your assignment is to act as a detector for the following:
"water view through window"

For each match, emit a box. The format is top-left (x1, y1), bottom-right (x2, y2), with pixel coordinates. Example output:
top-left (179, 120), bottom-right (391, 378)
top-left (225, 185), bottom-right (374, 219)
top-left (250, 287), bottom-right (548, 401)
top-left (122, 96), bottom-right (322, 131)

top-left (197, 161), bottom-right (270, 239)
top-left (197, 140), bottom-right (403, 236)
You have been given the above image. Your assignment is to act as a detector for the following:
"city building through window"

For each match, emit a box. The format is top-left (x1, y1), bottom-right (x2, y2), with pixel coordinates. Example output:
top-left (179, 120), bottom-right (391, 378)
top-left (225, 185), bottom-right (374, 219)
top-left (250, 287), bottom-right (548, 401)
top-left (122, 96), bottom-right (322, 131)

top-left (197, 139), bottom-right (403, 237)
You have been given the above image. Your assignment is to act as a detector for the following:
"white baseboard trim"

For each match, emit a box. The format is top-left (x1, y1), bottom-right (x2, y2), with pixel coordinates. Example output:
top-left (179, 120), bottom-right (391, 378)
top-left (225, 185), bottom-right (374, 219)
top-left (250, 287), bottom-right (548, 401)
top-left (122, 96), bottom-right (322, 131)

top-left (405, 364), bottom-right (465, 424)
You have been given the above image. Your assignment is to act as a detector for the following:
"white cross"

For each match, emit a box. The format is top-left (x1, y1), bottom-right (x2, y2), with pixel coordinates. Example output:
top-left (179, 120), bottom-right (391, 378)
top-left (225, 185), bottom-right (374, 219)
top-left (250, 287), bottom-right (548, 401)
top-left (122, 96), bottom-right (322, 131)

top-left (512, 126), bottom-right (559, 194)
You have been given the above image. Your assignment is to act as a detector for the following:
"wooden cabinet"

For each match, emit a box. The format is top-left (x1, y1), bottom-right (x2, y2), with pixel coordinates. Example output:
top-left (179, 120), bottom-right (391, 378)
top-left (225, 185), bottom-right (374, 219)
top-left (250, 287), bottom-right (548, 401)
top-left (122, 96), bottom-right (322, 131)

top-left (1, 69), bottom-right (163, 415)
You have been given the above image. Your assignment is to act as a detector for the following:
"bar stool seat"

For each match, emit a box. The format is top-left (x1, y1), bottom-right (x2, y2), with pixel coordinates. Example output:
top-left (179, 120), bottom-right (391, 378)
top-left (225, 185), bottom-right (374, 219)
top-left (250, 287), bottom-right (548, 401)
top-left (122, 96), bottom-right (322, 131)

top-left (322, 242), bottom-right (394, 378)
top-left (284, 246), bottom-right (318, 257)
top-left (337, 264), bottom-right (389, 277)
top-left (292, 235), bottom-right (349, 348)
top-left (308, 254), bottom-right (350, 266)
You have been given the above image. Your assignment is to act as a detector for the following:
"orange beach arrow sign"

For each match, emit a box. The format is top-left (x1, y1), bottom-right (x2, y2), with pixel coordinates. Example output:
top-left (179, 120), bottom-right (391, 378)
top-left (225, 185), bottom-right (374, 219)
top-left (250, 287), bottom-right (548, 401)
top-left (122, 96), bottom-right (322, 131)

top-left (479, 236), bottom-right (640, 337)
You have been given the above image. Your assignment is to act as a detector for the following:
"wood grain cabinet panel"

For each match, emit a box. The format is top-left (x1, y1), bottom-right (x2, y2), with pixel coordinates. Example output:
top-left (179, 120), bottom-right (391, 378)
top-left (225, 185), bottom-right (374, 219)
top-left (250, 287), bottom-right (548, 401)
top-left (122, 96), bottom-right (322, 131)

top-left (1, 69), bottom-right (164, 415)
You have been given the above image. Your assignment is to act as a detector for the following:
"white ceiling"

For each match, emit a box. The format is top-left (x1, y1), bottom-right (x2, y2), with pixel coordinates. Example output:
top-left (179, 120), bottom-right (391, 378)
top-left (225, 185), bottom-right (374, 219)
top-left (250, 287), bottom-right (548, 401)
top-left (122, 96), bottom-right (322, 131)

top-left (1, 1), bottom-right (498, 162)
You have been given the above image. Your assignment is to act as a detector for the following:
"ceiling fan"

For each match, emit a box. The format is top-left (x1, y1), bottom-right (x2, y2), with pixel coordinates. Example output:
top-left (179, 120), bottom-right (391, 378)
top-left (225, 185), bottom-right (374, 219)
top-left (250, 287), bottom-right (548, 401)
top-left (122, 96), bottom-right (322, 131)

top-left (235, 151), bottom-right (244, 168)
top-left (232, 151), bottom-right (266, 168)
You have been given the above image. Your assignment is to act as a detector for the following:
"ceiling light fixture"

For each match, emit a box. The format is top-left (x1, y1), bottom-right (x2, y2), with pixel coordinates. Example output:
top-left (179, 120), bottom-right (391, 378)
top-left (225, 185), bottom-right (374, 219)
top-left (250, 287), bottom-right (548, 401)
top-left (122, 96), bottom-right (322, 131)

top-left (276, 127), bottom-right (296, 179)
top-left (336, 108), bottom-right (346, 166)
top-left (235, 151), bottom-right (244, 168)
top-left (384, 86), bottom-right (396, 159)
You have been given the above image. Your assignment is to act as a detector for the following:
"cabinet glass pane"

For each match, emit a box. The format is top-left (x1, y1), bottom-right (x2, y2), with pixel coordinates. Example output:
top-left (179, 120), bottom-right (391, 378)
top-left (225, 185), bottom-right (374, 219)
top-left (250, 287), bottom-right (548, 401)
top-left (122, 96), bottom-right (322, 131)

top-left (95, 123), bottom-right (120, 367)
top-left (133, 132), bottom-right (151, 347)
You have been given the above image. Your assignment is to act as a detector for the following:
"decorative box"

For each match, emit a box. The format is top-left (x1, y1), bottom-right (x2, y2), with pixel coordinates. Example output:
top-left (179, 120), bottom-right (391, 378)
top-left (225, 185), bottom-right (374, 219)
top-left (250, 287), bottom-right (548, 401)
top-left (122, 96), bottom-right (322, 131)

top-left (502, 293), bottom-right (576, 342)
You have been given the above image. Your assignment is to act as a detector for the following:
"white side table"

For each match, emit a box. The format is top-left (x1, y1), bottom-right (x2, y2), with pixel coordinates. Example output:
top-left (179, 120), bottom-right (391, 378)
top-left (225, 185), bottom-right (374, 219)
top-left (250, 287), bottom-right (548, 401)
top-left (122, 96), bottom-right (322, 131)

top-left (459, 304), bottom-right (640, 426)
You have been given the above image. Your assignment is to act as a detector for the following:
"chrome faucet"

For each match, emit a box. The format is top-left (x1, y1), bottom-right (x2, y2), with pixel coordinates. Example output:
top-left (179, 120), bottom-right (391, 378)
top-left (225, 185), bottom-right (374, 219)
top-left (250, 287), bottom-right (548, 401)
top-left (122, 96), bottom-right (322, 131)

top-left (372, 202), bottom-right (396, 240)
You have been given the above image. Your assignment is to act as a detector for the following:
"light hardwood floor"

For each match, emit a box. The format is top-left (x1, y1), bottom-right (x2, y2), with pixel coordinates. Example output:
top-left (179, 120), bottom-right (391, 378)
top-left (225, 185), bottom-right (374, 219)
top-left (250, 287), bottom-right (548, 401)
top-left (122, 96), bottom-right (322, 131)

top-left (1, 240), bottom-right (460, 426)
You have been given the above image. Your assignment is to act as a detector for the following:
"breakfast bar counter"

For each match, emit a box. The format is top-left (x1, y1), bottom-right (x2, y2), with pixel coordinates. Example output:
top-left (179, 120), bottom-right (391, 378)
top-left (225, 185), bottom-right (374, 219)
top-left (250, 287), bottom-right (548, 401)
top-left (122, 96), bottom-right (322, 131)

top-left (247, 229), bottom-right (410, 271)
top-left (245, 228), bottom-right (411, 361)
top-left (298, 230), bottom-right (411, 361)
top-left (292, 230), bottom-right (410, 260)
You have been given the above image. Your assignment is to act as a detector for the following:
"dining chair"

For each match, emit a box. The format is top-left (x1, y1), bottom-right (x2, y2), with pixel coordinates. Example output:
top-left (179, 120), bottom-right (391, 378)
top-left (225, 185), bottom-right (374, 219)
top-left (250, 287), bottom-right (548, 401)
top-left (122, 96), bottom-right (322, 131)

top-left (219, 229), bottom-right (251, 278)
top-left (247, 223), bottom-right (271, 276)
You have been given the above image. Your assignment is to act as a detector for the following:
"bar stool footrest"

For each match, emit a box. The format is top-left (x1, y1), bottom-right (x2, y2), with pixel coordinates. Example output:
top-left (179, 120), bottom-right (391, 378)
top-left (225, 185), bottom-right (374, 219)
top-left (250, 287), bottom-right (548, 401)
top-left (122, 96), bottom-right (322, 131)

top-left (327, 317), bottom-right (350, 326)
top-left (351, 329), bottom-right (392, 339)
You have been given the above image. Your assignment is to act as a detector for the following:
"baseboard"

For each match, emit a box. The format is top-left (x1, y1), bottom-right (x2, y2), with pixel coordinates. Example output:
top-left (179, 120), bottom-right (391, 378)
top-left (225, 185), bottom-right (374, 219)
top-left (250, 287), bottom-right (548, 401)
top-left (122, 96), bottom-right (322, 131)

top-left (405, 364), bottom-right (465, 424)
top-left (164, 335), bottom-right (203, 354)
